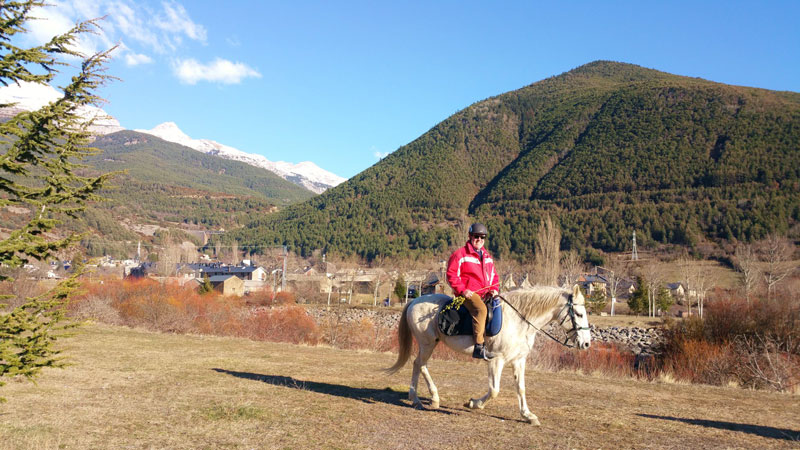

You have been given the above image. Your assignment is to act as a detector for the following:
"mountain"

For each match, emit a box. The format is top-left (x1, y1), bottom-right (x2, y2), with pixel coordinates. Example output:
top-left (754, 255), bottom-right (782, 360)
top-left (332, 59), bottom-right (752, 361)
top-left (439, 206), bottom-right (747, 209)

top-left (0, 82), bottom-right (345, 193)
top-left (230, 61), bottom-right (800, 262)
top-left (135, 122), bottom-right (345, 194)
top-left (47, 130), bottom-right (317, 258)
top-left (0, 81), bottom-right (124, 134)
top-left (89, 130), bottom-right (314, 202)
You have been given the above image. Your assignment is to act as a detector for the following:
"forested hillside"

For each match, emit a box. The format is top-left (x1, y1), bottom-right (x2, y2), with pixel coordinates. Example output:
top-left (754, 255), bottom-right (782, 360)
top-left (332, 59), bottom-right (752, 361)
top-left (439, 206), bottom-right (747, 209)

top-left (89, 131), bottom-right (314, 202)
top-left (230, 61), bottom-right (800, 262)
top-left (1, 131), bottom-right (316, 258)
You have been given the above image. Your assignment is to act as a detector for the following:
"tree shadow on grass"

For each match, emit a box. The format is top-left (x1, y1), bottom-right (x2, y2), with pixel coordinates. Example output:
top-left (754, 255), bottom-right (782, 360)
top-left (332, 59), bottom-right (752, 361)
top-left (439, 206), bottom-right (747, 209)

top-left (638, 414), bottom-right (800, 441)
top-left (212, 368), bottom-right (455, 415)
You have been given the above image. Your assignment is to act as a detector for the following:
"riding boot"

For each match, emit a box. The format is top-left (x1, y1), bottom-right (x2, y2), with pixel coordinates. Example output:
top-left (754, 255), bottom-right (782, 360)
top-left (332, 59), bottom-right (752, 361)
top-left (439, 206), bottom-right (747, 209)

top-left (472, 343), bottom-right (496, 360)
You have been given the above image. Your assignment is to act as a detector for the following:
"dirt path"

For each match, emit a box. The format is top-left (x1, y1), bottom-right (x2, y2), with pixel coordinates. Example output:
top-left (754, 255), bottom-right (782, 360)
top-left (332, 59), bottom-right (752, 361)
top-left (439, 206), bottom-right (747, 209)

top-left (1, 323), bottom-right (797, 449)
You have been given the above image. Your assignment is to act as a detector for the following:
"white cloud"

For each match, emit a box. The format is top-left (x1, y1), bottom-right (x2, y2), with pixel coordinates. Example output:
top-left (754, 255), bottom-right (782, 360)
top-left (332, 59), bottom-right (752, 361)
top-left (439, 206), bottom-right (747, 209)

top-left (173, 58), bottom-right (261, 85)
top-left (25, 1), bottom-right (207, 56)
top-left (374, 150), bottom-right (390, 159)
top-left (27, 2), bottom-right (111, 56)
top-left (20, 1), bottom-right (260, 87)
top-left (226, 36), bottom-right (241, 47)
top-left (109, 1), bottom-right (165, 53)
top-left (154, 1), bottom-right (207, 43)
top-left (124, 52), bottom-right (154, 66)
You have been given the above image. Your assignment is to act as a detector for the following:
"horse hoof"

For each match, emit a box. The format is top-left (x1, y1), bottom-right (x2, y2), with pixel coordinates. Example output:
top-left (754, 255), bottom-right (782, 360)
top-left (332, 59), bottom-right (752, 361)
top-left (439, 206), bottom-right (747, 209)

top-left (464, 399), bottom-right (482, 410)
top-left (525, 415), bottom-right (541, 426)
top-left (430, 401), bottom-right (440, 410)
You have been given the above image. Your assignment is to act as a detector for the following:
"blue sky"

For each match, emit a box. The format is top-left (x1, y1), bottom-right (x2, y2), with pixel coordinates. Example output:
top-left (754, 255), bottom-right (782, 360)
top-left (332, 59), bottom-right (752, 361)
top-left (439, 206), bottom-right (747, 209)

top-left (23, 1), bottom-right (800, 179)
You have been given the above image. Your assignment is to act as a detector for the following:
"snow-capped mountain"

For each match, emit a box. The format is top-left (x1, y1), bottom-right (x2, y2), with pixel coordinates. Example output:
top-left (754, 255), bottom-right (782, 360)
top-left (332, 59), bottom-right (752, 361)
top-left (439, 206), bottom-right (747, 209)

top-left (135, 122), bottom-right (344, 194)
top-left (0, 82), bottom-right (345, 194)
top-left (0, 81), bottom-right (124, 135)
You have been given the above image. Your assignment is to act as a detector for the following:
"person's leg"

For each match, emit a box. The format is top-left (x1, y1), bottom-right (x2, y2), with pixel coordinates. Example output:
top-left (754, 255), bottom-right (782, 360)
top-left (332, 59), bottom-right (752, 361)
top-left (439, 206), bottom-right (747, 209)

top-left (463, 293), bottom-right (487, 344)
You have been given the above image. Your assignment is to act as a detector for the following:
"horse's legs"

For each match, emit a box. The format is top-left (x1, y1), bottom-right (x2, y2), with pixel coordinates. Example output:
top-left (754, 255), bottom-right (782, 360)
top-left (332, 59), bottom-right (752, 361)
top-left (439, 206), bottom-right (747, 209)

top-left (417, 343), bottom-right (440, 409)
top-left (466, 358), bottom-right (504, 410)
top-left (409, 341), bottom-right (438, 408)
top-left (511, 357), bottom-right (540, 425)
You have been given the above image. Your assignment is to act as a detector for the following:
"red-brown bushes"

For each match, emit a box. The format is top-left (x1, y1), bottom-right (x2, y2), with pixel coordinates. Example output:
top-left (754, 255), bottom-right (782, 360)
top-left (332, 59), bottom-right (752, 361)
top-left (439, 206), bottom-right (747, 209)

top-left (661, 293), bottom-right (800, 390)
top-left (661, 339), bottom-right (737, 385)
top-left (316, 313), bottom-right (397, 352)
top-left (72, 279), bottom-right (246, 335)
top-left (244, 306), bottom-right (318, 345)
top-left (72, 279), bottom-right (320, 344)
top-left (245, 290), bottom-right (296, 307)
top-left (530, 340), bottom-right (638, 378)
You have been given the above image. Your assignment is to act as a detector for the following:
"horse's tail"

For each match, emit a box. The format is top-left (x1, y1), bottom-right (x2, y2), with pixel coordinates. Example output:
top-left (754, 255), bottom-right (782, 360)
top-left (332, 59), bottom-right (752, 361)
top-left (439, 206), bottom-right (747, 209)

top-left (384, 300), bottom-right (413, 375)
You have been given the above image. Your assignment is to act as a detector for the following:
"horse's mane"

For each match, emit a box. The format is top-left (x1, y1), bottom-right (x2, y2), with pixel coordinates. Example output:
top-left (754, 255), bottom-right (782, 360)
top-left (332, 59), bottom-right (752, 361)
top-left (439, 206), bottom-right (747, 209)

top-left (502, 286), bottom-right (567, 321)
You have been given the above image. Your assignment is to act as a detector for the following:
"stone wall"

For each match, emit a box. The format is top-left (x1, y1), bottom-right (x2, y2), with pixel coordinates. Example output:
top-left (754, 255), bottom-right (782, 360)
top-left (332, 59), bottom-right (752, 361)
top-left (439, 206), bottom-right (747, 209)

top-left (303, 306), bottom-right (665, 355)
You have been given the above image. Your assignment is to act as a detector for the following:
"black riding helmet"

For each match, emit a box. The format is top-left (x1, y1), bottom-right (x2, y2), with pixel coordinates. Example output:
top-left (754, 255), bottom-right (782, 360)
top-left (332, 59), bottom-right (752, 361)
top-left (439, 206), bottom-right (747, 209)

top-left (468, 223), bottom-right (488, 236)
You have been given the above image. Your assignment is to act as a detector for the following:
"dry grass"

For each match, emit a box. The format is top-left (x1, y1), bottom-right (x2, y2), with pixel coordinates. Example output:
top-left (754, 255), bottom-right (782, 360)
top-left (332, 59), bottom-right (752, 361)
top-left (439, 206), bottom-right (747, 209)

top-left (656, 259), bottom-right (741, 290)
top-left (1, 323), bottom-right (798, 449)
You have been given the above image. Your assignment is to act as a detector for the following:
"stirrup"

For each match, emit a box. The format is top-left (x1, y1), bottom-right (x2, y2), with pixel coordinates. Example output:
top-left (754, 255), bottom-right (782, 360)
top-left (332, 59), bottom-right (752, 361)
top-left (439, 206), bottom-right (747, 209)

top-left (472, 344), bottom-right (496, 360)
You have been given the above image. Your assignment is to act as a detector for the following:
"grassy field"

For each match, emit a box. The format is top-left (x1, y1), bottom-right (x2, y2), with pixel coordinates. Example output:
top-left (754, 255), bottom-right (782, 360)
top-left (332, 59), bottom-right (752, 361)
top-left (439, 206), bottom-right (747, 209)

top-left (1, 323), bottom-right (797, 449)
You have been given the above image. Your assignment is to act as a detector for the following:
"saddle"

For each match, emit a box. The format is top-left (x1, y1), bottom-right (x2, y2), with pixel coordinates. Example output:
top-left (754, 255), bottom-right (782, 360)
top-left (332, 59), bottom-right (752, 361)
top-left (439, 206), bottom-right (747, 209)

top-left (437, 296), bottom-right (502, 337)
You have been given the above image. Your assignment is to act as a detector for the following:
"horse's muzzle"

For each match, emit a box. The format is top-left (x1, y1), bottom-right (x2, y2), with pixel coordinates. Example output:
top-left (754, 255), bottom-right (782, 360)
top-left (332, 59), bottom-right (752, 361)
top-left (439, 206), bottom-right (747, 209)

top-left (580, 341), bottom-right (591, 350)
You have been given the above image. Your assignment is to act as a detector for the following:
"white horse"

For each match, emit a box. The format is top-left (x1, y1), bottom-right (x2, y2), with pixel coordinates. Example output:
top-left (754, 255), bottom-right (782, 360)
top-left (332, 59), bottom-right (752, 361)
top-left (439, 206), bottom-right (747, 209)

top-left (385, 285), bottom-right (591, 425)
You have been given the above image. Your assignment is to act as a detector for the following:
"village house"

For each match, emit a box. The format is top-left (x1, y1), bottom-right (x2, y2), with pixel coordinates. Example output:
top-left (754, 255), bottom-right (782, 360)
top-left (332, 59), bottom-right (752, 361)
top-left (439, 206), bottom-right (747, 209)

top-left (177, 262), bottom-right (268, 293)
top-left (577, 273), bottom-right (609, 296)
top-left (666, 282), bottom-right (686, 298)
top-left (208, 275), bottom-right (245, 296)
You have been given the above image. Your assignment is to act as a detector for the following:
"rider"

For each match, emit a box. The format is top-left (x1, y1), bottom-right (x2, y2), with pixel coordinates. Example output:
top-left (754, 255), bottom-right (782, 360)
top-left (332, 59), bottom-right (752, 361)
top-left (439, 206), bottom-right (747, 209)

top-left (446, 223), bottom-right (500, 360)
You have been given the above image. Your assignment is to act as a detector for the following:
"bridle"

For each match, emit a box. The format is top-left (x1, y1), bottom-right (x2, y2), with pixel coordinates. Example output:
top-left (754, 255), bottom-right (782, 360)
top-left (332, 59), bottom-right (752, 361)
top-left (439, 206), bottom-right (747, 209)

top-left (498, 293), bottom-right (590, 349)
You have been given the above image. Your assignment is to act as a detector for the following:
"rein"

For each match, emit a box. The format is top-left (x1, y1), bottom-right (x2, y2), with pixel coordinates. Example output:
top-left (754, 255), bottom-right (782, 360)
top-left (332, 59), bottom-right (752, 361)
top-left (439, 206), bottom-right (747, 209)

top-left (496, 294), bottom-right (587, 349)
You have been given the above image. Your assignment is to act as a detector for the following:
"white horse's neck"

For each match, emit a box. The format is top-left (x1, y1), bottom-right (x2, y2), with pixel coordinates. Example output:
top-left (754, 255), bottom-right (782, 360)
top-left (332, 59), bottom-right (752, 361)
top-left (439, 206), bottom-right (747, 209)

top-left (501, 287), bottom-right (570, 333)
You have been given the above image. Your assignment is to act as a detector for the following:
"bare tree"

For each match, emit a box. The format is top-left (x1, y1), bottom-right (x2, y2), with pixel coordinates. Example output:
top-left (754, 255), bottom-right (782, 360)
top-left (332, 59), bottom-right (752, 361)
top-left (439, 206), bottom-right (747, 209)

top-left (229, 242), bottom-right (239, 265)
top-left (533, 215), bottom-right (561, 286)
top-left (602, 256), bottom-right (631, 316)
top-left (734, 243), bottom-right (761, 303)
top-left (639, 261), bottom-right (666, 317)
top-left (560, 250), bottom-right (585, 288)
top-left (180, 241), bottom-right (198, 264)
top-left (370, 269), bottom-right (387, 306)
top-left (692, 264), bottom-right (717, 318)
top-left (158, 243), bottom-right (181, 277)
top-left (757, 235), bottom-right (796, 299)
top-left (678, 256), bottom-right (695, 314)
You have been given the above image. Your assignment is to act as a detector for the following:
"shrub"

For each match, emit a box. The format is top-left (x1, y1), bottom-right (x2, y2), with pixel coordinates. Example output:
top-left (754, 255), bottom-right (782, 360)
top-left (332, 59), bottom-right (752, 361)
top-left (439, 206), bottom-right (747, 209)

top-left (244, 305), bottom-right (318, 345)
top-left (628, 276), bottom-right (647, 315)
top-left (661, 339), bottom-right (737, 385)
top-left (530, 340), bottom-right (637, 378)
top-left (587, 290), bottom-right (607, 314)
top-left (660, 292), bottom-right (800, 391)
top-left (734, 334), bottom-right (799, 391)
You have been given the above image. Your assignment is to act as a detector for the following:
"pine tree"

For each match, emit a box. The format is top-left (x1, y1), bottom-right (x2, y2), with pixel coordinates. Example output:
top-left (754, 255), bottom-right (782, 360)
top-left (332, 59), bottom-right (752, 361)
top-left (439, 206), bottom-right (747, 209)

top-left (393, 275), bottom-right (407, 301)
top-left (0, 2), bottom-right (115, 400)
top-left (627, 276), bottom-right (648, 315)
top-left (198, 275), bottom-right (213, 295)
top-left (587, 288), bottom-right (607, 314)
top-left (655, 285), bottom-right (674, 316)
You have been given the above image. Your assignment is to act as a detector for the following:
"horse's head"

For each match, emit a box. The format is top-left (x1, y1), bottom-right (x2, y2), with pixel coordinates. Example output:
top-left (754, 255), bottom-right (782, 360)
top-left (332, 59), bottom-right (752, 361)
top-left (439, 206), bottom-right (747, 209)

top-left (558, 285), bottom-right (591, 350)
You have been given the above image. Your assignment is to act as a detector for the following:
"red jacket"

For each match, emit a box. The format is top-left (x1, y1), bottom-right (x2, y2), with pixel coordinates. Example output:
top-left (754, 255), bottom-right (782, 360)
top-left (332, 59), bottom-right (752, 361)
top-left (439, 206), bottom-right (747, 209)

top-left (446, 241), bottom-right (499, 297)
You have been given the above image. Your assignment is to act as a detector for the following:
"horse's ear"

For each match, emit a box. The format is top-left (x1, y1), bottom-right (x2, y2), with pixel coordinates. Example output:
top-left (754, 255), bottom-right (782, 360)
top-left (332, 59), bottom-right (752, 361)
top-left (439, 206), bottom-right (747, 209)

top-left (572, 284), bottom-right (581, 298)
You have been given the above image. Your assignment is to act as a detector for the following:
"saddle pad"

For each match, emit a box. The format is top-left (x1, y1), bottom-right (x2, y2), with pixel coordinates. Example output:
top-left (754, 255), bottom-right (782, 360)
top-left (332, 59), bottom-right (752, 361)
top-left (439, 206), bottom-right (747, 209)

top-left (437, 297), bottom-right (502, 337)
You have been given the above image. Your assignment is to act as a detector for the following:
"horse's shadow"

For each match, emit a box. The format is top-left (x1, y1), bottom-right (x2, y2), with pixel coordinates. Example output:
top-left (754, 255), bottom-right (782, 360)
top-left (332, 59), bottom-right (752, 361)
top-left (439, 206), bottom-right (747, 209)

top-left (638, 414), bottom-right (800, 441)
top-left (212, 368), bottom-right (455, 415)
